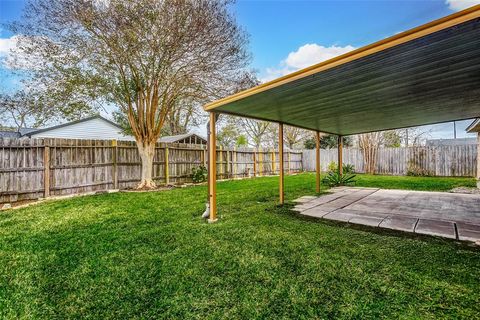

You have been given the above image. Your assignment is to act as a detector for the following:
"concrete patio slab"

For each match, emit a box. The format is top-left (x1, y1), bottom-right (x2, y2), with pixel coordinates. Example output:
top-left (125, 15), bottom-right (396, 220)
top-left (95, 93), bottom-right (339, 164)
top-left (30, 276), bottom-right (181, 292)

top-left (414, 219), bottom-right (456, 239)
top-left (349, 215), bottom-right (384, 227)
top-left (295, 187), bottom-right (480, 242)
top-left (293, 196), bottom-right (317, 203)
top-left (323, 211), bottom-right (357, 222)
top-left (379, 216), bottom-right (418, 232)
top-left (456, 222), bottom-right (480, 242)
top-left (301, 207), bottom-right (331, 218)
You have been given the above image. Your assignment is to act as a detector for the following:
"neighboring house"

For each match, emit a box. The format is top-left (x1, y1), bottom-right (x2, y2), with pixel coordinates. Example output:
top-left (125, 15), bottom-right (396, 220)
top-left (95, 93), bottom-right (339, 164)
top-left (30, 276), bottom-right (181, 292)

top-left (0, 128), bottom-right (39, 138)
top-left (27, 115), bottom-right (130, 140)
top-left (426, 137), bottom-right (477, 146)
top-left (159, 133), bottom-right (207, 145)
top-left (0, 115), bottom-right (206, 145)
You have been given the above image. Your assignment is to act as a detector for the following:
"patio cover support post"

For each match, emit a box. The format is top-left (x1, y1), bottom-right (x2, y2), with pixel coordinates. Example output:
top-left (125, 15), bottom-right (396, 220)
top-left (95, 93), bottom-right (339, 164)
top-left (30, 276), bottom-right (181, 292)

top-left (279, 123), bottom-right (284, 204)
top-left (338, 135), bottom-right (343, 176)
top-left (315, 131), bottom-right (321, 193)
top-left (208, 112), bottom-right (217, 222)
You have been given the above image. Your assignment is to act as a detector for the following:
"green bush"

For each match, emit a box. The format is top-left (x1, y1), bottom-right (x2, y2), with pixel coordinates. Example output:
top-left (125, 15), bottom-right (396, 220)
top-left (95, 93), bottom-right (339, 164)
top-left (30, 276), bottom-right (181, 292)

top-left (343, 163), bottom-right (355, 174)
top-left (322, 171), bottom-right (357, 187)
top-left (406, 162), bottom-right (433, 177)
top-left (191, 165), bottom-right (208, 183)
top-left (327, 162), bottom-right (355, 174)
top-left (327, 161), bottom-right (338, 172)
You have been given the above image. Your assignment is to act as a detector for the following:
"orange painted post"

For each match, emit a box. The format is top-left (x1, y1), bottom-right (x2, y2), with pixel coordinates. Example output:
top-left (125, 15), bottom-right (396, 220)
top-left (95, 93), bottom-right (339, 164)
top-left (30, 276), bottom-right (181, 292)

top-left (208, 112), bottom-right (217, 222)
top-left (338, 135), bottom-right (343, 176)
top-left (316, 131), bottom-right (321, 193)
top-left (279, 123), bottom-right (284, 204)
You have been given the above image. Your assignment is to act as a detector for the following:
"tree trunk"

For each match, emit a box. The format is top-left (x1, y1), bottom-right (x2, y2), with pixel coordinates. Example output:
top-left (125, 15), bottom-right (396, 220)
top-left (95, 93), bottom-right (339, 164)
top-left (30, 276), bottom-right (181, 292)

top-left (137, 141), bottom-right (156, 189)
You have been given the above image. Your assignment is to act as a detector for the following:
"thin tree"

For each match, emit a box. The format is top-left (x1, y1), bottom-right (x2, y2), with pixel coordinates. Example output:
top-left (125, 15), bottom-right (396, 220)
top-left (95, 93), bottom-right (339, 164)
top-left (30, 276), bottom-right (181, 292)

top-left (358, 132), bottom-right (383, 174)
top-left (10, 0), bottom-right (249, 188)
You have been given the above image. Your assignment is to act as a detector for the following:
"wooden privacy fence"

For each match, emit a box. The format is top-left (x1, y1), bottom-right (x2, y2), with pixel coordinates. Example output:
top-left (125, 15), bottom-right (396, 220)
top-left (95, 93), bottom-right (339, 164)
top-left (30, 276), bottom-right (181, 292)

top-left (303, 145), bottom-right (478, 177)
top-left (0, 138), bottom-right (303, 204)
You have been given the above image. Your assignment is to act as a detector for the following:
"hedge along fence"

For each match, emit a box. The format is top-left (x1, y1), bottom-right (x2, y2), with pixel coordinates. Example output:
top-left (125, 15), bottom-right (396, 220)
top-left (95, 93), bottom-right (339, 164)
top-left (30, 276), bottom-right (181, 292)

top-left (0, 138), bottom-right (303, 204)
top-left (302, 145), bottom-right (478, 177)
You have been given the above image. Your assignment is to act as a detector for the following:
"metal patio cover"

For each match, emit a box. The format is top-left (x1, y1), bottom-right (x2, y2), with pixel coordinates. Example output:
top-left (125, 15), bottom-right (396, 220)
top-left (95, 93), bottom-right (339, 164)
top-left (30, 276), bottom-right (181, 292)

top-left (204, 6), bottom-right (480, 136)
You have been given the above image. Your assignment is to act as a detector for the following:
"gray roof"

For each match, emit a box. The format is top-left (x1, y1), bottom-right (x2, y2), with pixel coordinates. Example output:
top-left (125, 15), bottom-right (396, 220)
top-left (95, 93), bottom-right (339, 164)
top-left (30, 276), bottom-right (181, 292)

top-left (158, 133), bottom-right (206, 144)
top-left (18, 127), bottom-right (40, 136)
top-left (426, 138), bottom-right (477, 146)
top-left (24, 115), bottom-right (122, 137)
top-left (466, 118), bottom-right (480, 133)
top-left (0, 130), bottom-right (21, 138)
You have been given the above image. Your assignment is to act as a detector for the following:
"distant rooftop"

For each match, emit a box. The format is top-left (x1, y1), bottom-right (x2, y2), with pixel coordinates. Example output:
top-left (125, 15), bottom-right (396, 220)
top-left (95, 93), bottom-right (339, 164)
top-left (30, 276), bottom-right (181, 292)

top-left (426, 138), bottom-right (477, 147)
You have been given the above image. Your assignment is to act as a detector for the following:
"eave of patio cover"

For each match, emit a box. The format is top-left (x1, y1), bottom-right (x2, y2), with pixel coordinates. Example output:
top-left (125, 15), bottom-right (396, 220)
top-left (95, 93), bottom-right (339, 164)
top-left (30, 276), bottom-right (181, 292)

top-left (204, 6), bottom-right (480, 136)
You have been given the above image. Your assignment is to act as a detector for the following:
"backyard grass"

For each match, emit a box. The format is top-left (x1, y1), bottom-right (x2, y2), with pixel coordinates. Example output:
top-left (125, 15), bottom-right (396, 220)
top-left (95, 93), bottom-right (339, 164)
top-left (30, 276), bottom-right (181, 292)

top-left (0, 173), bottom-right (479, 319)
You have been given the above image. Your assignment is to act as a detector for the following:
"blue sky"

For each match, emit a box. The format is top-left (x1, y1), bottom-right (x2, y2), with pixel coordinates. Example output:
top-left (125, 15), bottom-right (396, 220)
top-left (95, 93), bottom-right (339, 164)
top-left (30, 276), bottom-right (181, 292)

top-left (0, 0), bottom-right (478, 138)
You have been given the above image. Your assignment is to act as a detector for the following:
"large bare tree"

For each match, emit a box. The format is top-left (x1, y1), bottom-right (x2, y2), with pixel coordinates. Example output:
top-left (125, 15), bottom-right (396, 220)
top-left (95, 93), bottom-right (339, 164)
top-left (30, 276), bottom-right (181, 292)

top-left (11, 0), bottom-right (249, 188)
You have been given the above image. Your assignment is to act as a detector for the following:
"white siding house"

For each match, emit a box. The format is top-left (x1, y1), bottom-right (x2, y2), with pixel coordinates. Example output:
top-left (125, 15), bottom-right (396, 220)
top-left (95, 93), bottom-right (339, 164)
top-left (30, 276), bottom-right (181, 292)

top-left (22, 115), bottom-right (206, 144)
top-left (28, 116), bottom-right (134, 141)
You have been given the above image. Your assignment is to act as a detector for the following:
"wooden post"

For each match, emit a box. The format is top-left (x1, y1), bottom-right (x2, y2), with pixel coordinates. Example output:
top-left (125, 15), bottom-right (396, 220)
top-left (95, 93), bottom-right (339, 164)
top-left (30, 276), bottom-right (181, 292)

top-left (338, 135), bottom-right (343, 176)
top-left (316, 131), bottom-right (321, 193)
top-left (112, 140), bottom-right (118, 189)
top-left (233, 147), bottom-right (237, 178)
top-left (253, 151), bottom-right (257, 177)
top-left (208, 112), bottom-right (217, 222)
top-left (44, 146), bottom-right (50, 198)
top-left (259, 148), bottom-right (263, 176)
top-left (202, 148), bottom-right (207, 167)
top-left (219, 146), bottom-right (223, 179)
top-left (165, 146), bottom-right (169, 185)
top-left (288, 151), bottom-right (291, 174)
top-left (279, 123), bottom-right (284, 204)
top-left (271, 148), bottom-right (276, 174)
top-left (226, 147), bottom-right (230, 179)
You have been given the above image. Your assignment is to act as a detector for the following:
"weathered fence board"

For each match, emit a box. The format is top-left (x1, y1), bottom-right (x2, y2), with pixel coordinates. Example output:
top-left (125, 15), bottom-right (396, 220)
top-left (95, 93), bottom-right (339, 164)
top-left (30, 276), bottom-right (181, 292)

top-left (302, 145), bottom-right (477, 177)
top-left (0, 138), bottom-right (303, 204)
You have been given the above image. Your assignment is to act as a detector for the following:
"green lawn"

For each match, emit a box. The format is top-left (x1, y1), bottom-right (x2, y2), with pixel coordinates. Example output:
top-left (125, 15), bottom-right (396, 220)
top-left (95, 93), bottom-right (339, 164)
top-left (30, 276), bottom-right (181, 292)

top-left (0, 173), bottom-right (479, 319)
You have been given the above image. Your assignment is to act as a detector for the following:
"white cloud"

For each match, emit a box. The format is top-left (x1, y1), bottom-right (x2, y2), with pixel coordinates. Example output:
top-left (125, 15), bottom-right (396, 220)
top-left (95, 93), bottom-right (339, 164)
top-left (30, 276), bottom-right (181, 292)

top-left (284, 43), bottom-right (356, 69)
top-left (445, 0), bottom-right (480, 11)
top-left (261, 43), bottom-right (355, 82)
top-left (0, 36), bottom-right (18, 57)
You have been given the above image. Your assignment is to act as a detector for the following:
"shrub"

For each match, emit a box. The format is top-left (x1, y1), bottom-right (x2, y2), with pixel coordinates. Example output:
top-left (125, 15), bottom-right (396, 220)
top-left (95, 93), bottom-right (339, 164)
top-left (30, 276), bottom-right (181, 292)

top-left (406, 163), bottom-right (433, 177)
top-left (191, 165), bottom-right (208, 183)
top-left (343, 163), bottom-right (355, 174)
top-left (327, 162), bottom-right (355, 174)
top-left (322, 171), bottom-right (357, 187)
top-left (327, 161), bottom-right (338, 172)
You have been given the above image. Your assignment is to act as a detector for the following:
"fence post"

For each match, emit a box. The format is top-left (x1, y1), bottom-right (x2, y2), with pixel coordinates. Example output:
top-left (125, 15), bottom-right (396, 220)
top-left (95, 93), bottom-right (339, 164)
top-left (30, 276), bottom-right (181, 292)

top-left (253, 150), bottom-right (257, 177)
top-left (233, 147), bottom-right (237, 178)
top-left (271, 149), bottom-right (276, 174)
top-left (217, 146), bottom-right (222, 179)
top-left (164, 146), bottom-right (169, 185)
top-left (43, 145), bottom-right (50, 198)
top-left (112, 139), bottom-right (118, 189)
top-left (259, 148), bottom-right (263, 176)
top-left (202, 147), bottom-right (207, 167)
top-left (226, 148), bottom-right (230, 178)
top-left (288, 151), bottom-right (291, 174)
